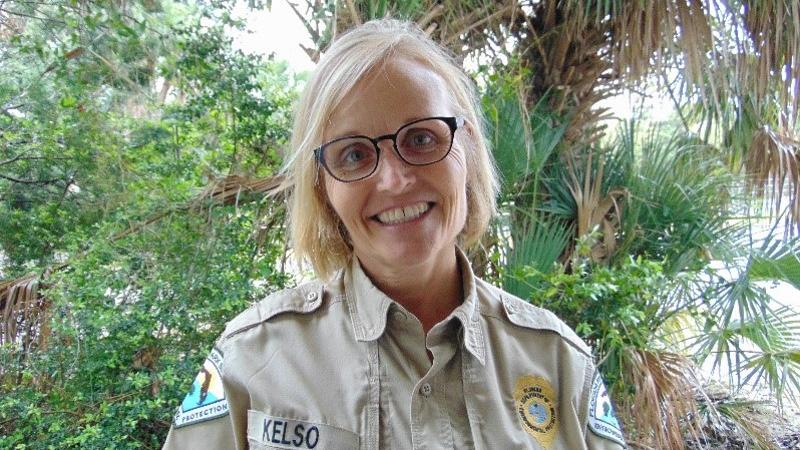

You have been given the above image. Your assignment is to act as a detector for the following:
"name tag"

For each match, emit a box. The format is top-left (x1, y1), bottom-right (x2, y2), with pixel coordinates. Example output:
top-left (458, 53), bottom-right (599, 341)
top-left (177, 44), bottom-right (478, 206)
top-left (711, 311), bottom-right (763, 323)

top-left (247, 410), bottom-right (359, 450)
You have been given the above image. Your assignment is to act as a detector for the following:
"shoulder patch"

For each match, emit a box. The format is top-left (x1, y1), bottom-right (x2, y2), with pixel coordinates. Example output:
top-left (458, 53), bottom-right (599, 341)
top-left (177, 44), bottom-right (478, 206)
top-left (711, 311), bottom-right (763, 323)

top-left (223, 281), bottom-right (325, 339)
top-left (500, 294), bottom-right (591, 356)
top-left (588, 373), bottom-right (626, 446)
top-left (174, 347), bottom-right (229, 428)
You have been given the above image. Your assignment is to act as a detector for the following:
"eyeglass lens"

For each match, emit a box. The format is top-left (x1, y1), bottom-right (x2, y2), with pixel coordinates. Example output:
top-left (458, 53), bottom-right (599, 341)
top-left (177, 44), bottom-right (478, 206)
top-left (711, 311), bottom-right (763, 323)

top-left (322, 118), bottom-right (453, 181)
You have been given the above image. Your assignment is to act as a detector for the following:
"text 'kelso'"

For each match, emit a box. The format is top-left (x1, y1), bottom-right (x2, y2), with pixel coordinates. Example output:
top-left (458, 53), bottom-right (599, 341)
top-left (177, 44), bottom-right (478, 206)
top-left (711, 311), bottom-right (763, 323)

top-left (262, 418), bottom-right (320, 448)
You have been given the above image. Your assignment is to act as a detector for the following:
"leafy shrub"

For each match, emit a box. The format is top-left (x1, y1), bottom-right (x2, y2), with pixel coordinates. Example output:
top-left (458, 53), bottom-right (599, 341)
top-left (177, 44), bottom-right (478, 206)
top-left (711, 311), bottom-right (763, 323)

top-left (511, 255), bottom-right (669, 390)
top-left (0, 205), bottom-right (290, 448)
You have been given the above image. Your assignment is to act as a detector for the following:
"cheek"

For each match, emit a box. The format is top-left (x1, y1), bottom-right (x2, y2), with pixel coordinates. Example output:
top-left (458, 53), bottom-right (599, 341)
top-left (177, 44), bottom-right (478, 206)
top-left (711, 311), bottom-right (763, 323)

top-left (323, 178), bottom-right (367, 231)
top-left (440, 152), bottom-right (469, 224)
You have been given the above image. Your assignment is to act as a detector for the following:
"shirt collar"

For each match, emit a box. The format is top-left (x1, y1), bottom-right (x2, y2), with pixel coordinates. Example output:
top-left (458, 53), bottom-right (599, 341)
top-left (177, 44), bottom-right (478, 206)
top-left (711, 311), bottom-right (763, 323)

top-left (343, 247), bottom-right (486, 365)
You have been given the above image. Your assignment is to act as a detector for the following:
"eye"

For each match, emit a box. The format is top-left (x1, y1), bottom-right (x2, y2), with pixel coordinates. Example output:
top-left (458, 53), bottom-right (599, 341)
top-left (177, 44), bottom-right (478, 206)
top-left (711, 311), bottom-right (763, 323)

top-left (341, 144), bottom-right (369, 164)
top-left (329, 140), bottom-right (376, 170)
top-left (405, 129), bottom-right (437, 149)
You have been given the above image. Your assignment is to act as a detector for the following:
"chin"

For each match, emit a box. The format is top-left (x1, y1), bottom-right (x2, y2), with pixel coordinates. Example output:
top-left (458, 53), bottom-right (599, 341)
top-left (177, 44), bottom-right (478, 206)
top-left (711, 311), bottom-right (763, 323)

top-left (380, 241), bottom-right (449, 266)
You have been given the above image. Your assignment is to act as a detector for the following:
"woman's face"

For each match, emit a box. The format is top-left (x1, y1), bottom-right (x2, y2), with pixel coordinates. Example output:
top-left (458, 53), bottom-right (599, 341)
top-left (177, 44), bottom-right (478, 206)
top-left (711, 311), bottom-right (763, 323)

top-left (322, 57), bottom-right (469, 273)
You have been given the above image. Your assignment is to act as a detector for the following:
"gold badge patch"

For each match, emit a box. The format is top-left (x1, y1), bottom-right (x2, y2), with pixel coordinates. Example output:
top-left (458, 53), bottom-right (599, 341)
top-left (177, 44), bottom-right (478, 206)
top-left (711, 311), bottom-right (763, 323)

top-left (514, 375), bottom-right (558, 449)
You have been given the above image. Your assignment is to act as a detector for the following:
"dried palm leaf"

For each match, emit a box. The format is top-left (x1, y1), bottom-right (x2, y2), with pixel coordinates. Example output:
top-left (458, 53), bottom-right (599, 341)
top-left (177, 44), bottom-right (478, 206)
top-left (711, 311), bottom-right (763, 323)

top-left (564, 150), bottom-right (627, 264)
top-left (0, 274), bottom-right (48, 370)
top-left (619, 349), bottom-right (705, 450)
top-left (744, 127), bottom-right (800, 227)
top-left (192, 174), bottom-right (285, 208)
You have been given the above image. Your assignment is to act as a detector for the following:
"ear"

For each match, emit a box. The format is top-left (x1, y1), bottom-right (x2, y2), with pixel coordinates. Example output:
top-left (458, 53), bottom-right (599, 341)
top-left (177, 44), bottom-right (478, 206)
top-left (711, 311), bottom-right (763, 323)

top-left (454, 119), bottom-right (476, 150)
top-left (463, 120), bottom-right (476, 137)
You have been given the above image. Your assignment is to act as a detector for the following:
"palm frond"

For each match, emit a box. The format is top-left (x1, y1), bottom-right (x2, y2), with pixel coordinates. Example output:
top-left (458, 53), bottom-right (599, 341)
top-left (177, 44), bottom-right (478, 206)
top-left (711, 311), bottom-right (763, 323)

top-left (613, 122), bottom-right (736, 273)
top-left (502, 215), bottom-right (572, 299)
top-left (484, 82), bottom-right (567, 201)
top-left (749, 237), bottom-right (800, 291)
top-left (693, 242), bottom-right (800, 408)
top-left (743, 127), bottom-right (800, 230)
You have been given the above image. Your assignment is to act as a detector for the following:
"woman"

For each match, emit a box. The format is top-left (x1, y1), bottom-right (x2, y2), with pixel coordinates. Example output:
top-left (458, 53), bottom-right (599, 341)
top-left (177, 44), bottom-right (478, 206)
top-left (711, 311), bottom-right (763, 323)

top-left (164, 19), bottom-right (627, 450)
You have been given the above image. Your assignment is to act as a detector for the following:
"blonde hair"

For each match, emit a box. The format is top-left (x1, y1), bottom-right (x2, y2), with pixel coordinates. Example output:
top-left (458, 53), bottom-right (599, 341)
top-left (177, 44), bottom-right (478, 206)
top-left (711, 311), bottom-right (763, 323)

top-left (285, 19), bottom-right (498, 281)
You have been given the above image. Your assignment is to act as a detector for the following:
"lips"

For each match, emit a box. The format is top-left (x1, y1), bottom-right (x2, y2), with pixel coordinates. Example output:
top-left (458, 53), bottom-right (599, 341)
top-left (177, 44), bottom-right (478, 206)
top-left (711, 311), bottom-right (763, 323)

top-left (373, 202), bottom-right (432, 225)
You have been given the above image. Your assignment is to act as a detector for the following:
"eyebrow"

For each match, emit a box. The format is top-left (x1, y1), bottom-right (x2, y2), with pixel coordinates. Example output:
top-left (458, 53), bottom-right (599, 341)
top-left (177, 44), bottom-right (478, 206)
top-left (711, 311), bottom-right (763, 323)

top-left (326, 116), bottom-right (429, 141)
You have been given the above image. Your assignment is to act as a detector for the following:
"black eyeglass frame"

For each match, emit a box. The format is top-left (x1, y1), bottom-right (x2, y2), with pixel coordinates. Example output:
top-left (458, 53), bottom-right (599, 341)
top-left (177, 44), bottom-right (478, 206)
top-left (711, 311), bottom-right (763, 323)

top-left (314, 116), bottom-right (465, 183)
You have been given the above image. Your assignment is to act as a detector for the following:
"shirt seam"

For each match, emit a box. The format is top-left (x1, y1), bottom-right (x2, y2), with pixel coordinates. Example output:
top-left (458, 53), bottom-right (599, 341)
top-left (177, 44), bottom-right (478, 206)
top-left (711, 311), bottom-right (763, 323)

top-left (482, 313), bottom-right (593, 359)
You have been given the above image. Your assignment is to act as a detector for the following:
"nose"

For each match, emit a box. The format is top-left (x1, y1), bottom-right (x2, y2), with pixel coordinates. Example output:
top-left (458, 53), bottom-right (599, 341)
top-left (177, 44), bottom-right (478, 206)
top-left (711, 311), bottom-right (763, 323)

top-left (374, 139), bottom-right (415, 192)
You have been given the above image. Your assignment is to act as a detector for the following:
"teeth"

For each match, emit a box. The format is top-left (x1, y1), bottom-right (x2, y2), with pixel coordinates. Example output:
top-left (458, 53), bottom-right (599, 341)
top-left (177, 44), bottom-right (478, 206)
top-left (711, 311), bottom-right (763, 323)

top-left (376, 202), bottom-right (430, 225)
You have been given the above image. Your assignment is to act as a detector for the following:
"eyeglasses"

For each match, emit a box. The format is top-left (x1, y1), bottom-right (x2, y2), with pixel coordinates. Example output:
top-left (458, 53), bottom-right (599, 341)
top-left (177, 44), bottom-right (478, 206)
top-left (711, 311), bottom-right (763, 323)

top-left (314, 116), bottom-right (465, 183)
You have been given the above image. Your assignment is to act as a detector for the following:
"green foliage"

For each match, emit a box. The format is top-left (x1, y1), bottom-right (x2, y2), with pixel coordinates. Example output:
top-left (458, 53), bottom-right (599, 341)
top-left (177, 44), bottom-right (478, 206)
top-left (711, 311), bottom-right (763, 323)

top-left (0, 1), bottom-right (297, 446)
top-left (500, 115), bottom-right (800, 443)
top-left (749, 240), bottom-right (800, 292)
top-left (502, 216), bottom-right (572, 299)
top-left (611, 124), bottom-right (737, 273)
top-left (165, 24), bottom-right (294, 175)
top-left (1, 206), bottom-right (290, 448)
top-left (483, 70), bottom-right (567, 203)
top-left (0, 0), bottom-right (178, 273)
top-left (512, 256), bottom-right (668, 390)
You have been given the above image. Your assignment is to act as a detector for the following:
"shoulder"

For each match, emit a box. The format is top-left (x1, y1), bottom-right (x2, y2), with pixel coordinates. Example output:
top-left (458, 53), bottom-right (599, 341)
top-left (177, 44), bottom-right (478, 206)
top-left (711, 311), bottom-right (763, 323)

top-left (220, 279), bottom-right (331, 342)
top-left (475, 277), bottom-right (592, 358)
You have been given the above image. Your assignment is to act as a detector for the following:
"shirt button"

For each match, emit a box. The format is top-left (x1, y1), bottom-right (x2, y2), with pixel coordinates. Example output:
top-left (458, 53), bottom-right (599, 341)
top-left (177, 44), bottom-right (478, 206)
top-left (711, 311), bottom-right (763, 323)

top-left (419, 383), bottom-right (432, 397)
top-left (306, 291), bottom-right (318, 301)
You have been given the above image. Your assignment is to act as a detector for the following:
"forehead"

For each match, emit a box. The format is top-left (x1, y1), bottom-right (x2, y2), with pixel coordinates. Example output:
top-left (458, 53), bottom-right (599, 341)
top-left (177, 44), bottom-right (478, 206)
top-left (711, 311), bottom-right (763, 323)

top-left (325, 57), bottom-right (455, 139)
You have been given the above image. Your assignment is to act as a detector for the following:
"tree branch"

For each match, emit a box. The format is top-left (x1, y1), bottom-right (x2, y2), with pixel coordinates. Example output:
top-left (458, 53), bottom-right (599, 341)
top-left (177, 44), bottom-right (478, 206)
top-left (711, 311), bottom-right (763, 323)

top-left (0, 7), bottom-right (65, 24)
top-left (0, 155), bottom-right (23, 166)
top-left (0, 173), bottom-right (64, 185)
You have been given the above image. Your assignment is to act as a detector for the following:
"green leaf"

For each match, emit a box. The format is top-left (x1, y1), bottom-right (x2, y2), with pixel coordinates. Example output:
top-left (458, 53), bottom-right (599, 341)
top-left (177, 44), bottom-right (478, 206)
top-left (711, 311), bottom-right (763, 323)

top-left (60, 96), bottom-right (77, 108)
top-left (750, 253), bottom-right (800, 291)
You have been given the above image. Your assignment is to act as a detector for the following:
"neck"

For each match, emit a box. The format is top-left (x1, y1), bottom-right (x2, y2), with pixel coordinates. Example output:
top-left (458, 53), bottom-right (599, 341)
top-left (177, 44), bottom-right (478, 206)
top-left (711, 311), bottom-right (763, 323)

top-left (359, 248), bottom-right (463, 334)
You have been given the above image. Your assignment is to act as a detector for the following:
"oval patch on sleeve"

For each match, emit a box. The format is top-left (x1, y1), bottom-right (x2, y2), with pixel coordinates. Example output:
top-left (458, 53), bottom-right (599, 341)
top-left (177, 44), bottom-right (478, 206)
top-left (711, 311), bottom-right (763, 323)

top-left (173, 347), bottom-right (229, 428)
top-left (588, 373), bottom-right (625, 446)
top-left (247, 410), bottom-right (359, 450)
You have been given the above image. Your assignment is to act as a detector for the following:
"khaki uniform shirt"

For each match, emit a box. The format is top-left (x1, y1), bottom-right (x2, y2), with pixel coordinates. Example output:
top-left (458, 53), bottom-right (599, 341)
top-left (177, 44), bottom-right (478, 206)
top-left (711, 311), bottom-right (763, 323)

top-left (163, 250), bottom-right (627, 449)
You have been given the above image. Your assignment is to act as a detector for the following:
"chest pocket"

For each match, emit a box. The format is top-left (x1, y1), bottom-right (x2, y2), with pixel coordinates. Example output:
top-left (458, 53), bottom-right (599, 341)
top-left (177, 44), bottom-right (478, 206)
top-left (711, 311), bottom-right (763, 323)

top-left (246, 409), bottom-right (359, 450)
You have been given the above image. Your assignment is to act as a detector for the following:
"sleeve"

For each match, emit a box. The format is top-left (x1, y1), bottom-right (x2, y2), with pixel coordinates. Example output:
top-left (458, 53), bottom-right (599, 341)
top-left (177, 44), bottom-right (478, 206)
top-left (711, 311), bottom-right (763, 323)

top-left (162, 346), bottom-right (248, 450)
top-left (584, 369), bottom-right (628, 450)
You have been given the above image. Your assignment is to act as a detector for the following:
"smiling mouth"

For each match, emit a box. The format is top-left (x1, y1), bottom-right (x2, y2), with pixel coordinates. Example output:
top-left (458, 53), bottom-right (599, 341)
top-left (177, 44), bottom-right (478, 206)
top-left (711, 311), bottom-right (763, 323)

top-left (373, 202), bottom-right (432, 225)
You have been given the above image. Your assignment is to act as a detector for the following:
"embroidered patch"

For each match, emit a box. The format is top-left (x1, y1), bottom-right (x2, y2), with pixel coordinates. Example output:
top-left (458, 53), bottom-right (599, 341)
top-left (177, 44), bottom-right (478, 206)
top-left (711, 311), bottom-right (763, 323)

top-left (514, 375), bottom-right (558, 449)
top-left (588, 373), bottom-right (625, 445)
top-left (174, 347), bottom-right (229, 428)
